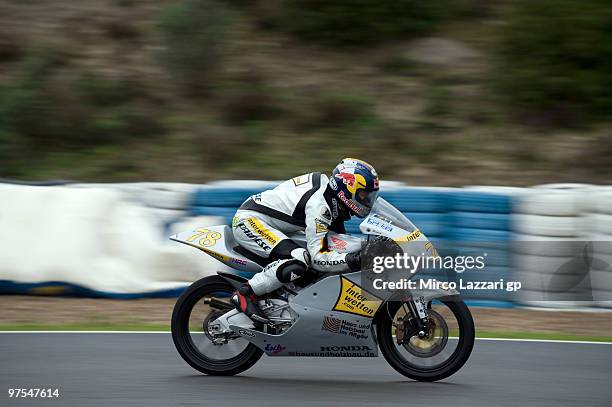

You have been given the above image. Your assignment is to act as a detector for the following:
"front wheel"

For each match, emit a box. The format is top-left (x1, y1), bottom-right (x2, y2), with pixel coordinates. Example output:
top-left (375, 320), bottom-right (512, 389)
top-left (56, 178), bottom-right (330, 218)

top-left (171, 275), bottom-right (263, 375)
top-left (377, 297), bottom-right (475, 382)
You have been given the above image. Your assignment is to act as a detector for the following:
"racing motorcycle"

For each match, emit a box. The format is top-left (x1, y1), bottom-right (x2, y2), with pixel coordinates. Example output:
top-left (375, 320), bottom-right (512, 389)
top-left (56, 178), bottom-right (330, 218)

top-left (170, 198), bottom-right (475, 381)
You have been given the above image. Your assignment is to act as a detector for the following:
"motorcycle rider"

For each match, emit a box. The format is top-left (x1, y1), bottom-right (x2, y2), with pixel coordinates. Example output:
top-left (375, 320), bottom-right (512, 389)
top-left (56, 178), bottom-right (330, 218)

top-left (230, 158), bottom-right (380, 323)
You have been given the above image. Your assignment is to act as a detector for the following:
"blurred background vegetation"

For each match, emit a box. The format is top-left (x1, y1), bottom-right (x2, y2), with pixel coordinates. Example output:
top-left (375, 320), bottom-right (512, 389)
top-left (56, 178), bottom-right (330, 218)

top-left (0, 0), bottom-right (610, 185)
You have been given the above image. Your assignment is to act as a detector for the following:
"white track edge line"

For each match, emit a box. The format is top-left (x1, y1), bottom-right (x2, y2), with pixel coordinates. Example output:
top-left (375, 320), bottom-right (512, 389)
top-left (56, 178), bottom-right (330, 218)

top-left (0, 331), bottom-right (611, 345)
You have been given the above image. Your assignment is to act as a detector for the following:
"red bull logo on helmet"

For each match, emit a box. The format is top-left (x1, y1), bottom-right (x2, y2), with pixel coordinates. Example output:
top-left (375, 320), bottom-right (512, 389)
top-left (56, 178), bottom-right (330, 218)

top-left (335, 171), bottom-right (366, 195)
top-left (335, 172), bottom-right (356, 189)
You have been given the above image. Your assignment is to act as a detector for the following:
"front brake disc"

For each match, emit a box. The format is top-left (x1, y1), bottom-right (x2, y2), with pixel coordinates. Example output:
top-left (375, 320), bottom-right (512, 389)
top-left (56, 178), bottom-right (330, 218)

top-left (403, 309), bottom-right (449, 358)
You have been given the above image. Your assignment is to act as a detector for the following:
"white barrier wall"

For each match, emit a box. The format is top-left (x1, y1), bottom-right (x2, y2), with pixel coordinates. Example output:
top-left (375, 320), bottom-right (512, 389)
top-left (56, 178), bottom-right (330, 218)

top-left (513, 184), bottom-right (589, 307)
top-left (1, 180), bottom-right (611, 306)
top-left (513, 184), bottom-right (612, 308)
top-left (70, 182), bottom-right (199, 231)
top-left (0, 184), bottom-right (222, 296)
top-left (585, 187), bottom-right (612, 307)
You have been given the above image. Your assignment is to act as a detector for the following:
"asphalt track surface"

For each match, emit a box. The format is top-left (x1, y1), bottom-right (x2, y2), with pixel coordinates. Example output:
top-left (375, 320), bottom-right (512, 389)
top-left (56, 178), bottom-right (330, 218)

top-left (0, 333), bottom-right (610, 407)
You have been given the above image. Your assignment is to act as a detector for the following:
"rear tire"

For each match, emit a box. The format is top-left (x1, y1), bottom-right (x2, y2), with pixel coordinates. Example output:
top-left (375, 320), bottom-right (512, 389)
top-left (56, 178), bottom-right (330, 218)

top-left (377, 297), bottom-right (475, 382)
top-left (171, 275), bottom-right (263, 376)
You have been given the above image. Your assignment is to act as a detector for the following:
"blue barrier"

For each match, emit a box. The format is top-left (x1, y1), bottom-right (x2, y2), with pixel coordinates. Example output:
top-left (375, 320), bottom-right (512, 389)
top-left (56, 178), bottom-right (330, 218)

top-left (0, 280), bottom-right (187, 299)
top-left (404, 212), bottom-right (449, 237)
top-left (449, 211), bottom-right (511, 231)
top-left (380, 188), bottom-right (450, 212)
top-left (344, 218), bottom-right (362, 234)
top-left (445, 227), bottom-right (512, 246)
top-left (192, 187), bottom-right (265, 207)
top-left (190, 206), bottom-right (238, 225)
top-left (449, 191), bottom-right (513, 213)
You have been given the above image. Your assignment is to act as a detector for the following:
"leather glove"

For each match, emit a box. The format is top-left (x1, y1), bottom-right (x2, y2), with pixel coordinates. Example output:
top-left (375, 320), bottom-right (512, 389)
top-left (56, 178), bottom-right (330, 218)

top-left (346, 237), bottom-right (401, 272)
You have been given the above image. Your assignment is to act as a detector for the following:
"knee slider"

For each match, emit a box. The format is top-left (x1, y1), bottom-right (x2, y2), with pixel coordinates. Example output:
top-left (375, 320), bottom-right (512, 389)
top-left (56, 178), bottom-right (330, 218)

top-left (276, 260), bottom-right (307, 283)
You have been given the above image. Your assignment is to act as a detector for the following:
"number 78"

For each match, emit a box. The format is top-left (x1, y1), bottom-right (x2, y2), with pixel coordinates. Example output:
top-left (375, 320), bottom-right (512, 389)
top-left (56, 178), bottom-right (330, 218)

top-left (187, 228), bottom-right (222, 247)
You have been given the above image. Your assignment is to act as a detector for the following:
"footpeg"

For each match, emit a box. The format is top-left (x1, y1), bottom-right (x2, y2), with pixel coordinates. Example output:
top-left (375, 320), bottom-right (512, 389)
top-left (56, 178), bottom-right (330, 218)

top-left (230, 289), bottom-right (271, 326)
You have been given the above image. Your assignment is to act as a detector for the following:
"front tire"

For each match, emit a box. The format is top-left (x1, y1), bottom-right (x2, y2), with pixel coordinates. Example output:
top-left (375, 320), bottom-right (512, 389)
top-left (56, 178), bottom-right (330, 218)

top-left (171, 275), bottom-right (263, 376)
top-left (377, 297), bottom-right (475, 382)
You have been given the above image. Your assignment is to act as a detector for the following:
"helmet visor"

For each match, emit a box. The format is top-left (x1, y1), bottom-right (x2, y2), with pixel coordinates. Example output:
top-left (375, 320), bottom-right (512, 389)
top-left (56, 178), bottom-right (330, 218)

top-left (355, 189), bottom-right (379, 209)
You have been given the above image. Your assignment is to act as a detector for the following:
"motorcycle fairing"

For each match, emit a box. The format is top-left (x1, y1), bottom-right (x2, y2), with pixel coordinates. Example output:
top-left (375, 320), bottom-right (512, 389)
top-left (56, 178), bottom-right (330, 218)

top-left (170, 225), bottom-right (263, 273)
top-left (228, 271), bottom-right (458, 357)
top-left (229, 272), bottom-right (378, 357)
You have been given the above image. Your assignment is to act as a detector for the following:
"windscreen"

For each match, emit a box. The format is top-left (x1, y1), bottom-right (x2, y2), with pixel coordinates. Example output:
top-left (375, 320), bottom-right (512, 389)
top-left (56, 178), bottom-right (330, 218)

top-left (364, 198), bottom-right (418, 233)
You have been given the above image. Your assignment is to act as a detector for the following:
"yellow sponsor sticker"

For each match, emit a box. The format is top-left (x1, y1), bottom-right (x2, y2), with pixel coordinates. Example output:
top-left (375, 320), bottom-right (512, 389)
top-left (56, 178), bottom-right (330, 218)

top-left (315, 222), bottom-right (328, 234)
top-left (425, 241), bottom-right (439, 258)
top-left (292, 174), bottom-right (310, 186)
top-left (394, 229), bottom-right (422, 243)
top-left (246, 218), bottom-right (280, 245)
top-left (333, 276), bottom-right (382, 318)
top-left (198, 246), bottom-right (230, 262)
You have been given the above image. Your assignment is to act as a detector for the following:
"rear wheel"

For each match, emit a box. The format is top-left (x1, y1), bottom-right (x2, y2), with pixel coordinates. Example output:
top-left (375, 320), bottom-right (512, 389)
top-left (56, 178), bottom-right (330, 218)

top-left (377, 297), bottom-right (475, 381)
top-left (171, 275), bottom-right (263, 375)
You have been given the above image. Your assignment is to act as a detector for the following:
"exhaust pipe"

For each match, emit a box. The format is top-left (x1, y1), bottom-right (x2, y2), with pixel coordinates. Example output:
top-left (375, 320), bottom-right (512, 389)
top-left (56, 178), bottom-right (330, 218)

top-left (203, 297), bottom-right (233, 310)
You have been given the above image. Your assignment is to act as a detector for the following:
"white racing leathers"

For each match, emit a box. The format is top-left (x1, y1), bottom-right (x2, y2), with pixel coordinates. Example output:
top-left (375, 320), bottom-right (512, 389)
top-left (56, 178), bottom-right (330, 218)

top-left (232, 172), bottom-right (352, 295)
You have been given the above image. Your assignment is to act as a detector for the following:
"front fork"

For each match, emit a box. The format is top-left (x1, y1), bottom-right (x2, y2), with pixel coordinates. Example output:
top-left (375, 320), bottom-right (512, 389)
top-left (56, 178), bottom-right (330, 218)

top-left (396, 296), bottom-right (430, 345)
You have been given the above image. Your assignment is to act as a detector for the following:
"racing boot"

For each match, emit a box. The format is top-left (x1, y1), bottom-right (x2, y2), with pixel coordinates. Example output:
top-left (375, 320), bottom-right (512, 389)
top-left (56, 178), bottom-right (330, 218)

top-left (230, 283), bottom-right (270, 324)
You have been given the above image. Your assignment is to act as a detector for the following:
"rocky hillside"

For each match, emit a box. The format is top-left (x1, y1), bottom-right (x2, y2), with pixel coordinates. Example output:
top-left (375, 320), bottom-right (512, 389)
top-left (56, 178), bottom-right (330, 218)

top-left (0, 0), bottom-right (610, 185)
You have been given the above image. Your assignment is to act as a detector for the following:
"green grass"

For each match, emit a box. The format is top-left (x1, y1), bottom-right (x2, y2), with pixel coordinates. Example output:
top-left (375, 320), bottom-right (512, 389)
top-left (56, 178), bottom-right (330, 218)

top-left (1, 324), bottom-right (611, 342)
top-left (476, 330), bottom-right (612, 343)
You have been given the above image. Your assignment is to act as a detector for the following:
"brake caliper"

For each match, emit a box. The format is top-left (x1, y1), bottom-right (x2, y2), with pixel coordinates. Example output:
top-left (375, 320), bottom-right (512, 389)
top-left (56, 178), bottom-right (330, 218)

top-left (396, 297), bottom-right (429, 345)
top-left (396, 317), bottom-right (406, 344)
